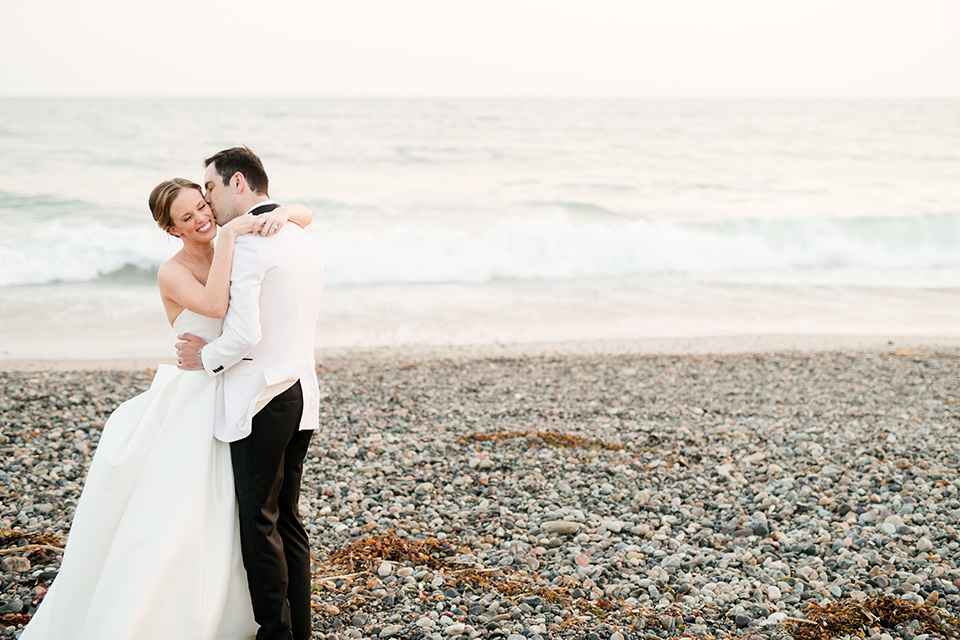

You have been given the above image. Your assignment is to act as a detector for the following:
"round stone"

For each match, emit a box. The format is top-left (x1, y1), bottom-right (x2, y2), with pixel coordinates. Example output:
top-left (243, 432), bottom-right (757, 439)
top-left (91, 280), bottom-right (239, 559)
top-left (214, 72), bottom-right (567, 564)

top-left (542, 520), bottom-right (580, 534)
top-left (0, 557), bottom-right (30, 573)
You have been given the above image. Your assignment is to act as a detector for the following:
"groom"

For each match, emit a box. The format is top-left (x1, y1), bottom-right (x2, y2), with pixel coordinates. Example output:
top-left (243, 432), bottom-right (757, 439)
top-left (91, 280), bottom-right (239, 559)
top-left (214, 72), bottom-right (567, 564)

top-left (177, 146), bottom-right (324, 640)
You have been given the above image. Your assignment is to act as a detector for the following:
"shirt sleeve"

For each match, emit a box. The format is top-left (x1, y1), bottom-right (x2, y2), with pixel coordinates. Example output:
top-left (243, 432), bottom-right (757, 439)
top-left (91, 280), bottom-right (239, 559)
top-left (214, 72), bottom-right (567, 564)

top-left (199, 237), bottom-right (265, 376)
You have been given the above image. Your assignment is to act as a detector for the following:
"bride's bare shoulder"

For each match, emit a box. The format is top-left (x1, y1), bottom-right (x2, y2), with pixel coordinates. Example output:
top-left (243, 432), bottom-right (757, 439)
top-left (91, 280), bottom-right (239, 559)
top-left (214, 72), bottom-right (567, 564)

top-left (157, 253), bottom-right (192, 285)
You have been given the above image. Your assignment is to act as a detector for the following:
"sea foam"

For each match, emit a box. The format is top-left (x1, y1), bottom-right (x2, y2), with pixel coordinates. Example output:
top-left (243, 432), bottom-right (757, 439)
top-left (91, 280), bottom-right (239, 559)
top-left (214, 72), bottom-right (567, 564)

top-left (316, 211), bottom-right (960, 285)
top-left (4, 211), bottom-right (960, 288)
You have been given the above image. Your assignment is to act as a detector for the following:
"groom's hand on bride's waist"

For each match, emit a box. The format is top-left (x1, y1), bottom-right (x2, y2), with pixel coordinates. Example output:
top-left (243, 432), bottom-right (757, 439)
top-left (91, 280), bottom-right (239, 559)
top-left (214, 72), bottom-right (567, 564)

top-left (176, 333), bottom-right (207, 371)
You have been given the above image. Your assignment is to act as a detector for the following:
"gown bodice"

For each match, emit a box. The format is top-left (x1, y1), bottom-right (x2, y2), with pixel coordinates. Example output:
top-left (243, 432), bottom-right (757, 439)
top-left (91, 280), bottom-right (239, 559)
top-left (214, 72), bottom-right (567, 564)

top-left (173, 310), bottom-right (223, 344)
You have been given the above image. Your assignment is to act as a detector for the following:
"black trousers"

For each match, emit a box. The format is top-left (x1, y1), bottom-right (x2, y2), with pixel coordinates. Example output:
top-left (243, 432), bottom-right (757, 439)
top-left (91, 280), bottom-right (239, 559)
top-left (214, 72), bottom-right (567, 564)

top-left (230, 380), bottom-right (313, 640)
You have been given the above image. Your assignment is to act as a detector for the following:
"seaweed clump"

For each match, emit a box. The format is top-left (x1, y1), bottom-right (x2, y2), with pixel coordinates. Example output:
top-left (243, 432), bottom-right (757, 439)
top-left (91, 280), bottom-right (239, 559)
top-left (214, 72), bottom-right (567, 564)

top-left (786, 595), bottom-right (960, 640)
top-left (459, 430), bottom-right (623, 451)
top-left (0, 613), bottom-right (32, 627)
top-left (325, 531), bottom-right (462, 573)
top-left (0, 529), bottom-right (63, 561)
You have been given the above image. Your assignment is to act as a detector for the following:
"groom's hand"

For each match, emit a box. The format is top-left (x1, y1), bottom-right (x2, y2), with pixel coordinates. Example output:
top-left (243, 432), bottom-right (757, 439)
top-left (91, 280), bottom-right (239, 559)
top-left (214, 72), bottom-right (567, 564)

top-left (176, 333), bottom-right (207, 370)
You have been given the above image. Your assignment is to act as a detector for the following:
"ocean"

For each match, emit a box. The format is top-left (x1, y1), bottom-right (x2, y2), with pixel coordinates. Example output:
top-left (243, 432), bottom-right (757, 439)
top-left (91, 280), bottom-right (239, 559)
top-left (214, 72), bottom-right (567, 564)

top-left (2, 98), bottom-right (960, 359)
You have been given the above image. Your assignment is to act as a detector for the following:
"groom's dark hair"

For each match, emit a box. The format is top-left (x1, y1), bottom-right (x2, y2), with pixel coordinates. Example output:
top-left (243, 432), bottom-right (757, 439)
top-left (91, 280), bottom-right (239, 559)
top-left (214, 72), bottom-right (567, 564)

top-left (204, 146), bottom-right (269, 196)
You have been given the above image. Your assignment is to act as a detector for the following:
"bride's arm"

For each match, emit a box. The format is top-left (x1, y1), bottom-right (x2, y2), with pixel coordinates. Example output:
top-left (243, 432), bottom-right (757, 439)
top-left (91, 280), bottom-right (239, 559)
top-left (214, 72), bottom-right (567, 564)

top-left (158, 206), bottom-right (311, 320)
top-left (158, 215), bottom-right (257, 319)
top-left (252, 204), bottom-right (313, 235)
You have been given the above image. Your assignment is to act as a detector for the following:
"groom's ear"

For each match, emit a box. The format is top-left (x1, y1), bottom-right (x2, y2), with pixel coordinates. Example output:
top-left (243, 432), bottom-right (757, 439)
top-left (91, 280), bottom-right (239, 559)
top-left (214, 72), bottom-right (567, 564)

top-left (232, 172), bottom-right (245, 194)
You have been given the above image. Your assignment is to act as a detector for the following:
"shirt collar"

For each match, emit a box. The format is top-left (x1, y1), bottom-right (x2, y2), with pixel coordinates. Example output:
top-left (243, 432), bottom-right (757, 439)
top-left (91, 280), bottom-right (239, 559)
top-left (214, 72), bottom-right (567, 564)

top-left (245, 200), bottom-right (277, 216)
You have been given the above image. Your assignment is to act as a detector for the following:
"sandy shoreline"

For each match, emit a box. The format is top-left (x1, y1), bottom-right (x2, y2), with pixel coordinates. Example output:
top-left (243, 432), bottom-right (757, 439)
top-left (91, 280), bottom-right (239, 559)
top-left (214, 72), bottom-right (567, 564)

top-left (2, 333), bottom-right (960, 372)
top-left (6, 277), bottom-right (960, 370)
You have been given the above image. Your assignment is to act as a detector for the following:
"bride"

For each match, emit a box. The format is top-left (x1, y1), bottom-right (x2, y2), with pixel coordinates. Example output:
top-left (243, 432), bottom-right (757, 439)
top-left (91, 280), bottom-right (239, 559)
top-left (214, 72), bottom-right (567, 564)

top-left (19, 178), bottom-right (313, 640)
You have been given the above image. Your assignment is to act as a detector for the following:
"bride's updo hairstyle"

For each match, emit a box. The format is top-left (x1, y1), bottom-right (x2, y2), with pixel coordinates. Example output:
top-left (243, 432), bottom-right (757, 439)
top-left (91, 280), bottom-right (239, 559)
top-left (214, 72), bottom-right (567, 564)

top-left (149, 178), bottom-right (203, 234)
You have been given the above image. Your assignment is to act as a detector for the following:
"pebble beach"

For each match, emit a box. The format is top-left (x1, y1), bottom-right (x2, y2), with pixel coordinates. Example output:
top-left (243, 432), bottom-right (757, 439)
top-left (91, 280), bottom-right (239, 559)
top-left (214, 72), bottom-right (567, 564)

top-left (2, 347), bottom-right (960, 639)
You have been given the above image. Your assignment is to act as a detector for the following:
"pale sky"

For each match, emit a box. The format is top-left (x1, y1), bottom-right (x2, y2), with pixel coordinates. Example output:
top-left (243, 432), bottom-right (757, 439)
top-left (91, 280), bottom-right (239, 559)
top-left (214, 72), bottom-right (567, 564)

top-left (3, 0), bottom-right (958, 97)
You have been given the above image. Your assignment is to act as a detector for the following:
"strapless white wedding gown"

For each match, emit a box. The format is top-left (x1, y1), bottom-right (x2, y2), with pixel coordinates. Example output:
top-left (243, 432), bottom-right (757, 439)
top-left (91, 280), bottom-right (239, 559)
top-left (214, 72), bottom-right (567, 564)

top-left (20, 311), bottom-right (257, 640)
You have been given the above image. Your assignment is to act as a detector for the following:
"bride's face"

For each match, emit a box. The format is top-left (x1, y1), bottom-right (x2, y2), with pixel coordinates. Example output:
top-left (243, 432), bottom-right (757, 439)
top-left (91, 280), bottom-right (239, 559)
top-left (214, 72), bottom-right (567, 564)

top-left (168, 188), bottom-right (217, 243)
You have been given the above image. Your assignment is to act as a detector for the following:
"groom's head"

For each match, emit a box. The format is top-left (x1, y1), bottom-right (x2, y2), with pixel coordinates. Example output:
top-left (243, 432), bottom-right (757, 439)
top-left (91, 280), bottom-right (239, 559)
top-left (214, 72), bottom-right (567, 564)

top-left (203, 146), bottom-right (270, 226)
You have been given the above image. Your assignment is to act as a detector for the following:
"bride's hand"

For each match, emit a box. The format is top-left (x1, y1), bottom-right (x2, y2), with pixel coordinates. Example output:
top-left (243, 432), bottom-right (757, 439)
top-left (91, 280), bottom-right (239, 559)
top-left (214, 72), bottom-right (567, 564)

top-left (221, 213), bottom-right (258, 237)
top-left (253, 207), bottom-right (291, 236)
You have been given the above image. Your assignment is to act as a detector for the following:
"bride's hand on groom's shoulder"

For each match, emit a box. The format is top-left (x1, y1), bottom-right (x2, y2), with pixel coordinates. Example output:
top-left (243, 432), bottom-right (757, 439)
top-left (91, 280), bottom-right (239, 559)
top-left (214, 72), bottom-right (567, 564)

top-left (221, 206), bottom-right (299, 240)
top-left (253, 208), bottom-right (291, 236)
top-left (222, 214), bottom-right (259, 238)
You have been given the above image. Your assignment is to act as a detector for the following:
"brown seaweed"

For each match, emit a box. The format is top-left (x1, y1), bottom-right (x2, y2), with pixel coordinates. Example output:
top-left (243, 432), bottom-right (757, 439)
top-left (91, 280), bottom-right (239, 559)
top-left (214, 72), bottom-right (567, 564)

top-left (458, 429), bottom-right (623, 450)
top-left (785, 595), bottom-right (960, 640)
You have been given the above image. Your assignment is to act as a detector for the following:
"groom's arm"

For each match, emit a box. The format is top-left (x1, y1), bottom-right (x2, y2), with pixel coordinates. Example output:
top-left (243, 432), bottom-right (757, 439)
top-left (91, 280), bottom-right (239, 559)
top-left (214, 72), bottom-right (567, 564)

top-left (198, 238), bottom-right (266, 376)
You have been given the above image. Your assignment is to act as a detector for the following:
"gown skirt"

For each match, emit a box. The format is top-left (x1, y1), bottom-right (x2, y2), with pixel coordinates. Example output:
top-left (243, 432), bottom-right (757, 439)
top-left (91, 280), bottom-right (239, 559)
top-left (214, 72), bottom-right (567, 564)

top-left (20, 312), bottom-right (257, 640)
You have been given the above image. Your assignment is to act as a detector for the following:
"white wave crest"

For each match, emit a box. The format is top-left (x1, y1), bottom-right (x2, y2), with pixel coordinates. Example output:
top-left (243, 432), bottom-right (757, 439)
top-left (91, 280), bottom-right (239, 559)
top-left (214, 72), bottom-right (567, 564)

top-left (3, 212), bottom-right (960, 288)
top-left (315, 212), bottom-right (960, 284)
top-left (0, 222), bottom-right (174, 287)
